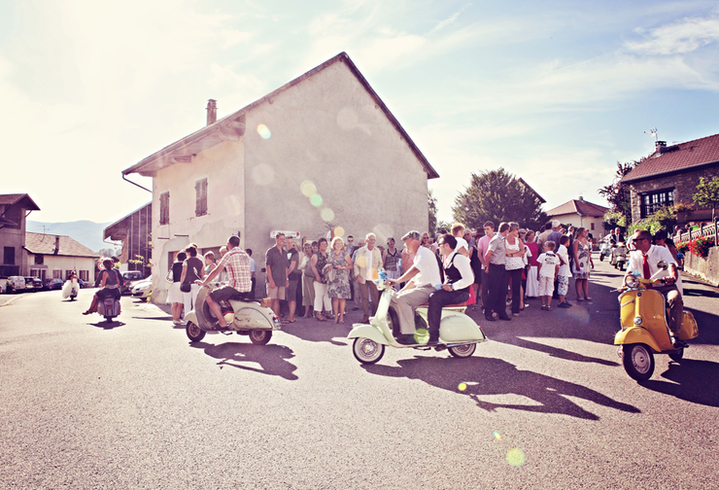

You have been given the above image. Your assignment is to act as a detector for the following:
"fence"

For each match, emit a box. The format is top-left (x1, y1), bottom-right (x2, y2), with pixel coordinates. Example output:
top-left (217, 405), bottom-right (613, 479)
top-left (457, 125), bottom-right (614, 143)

top-left (673, 220), bottom-right (717, 245)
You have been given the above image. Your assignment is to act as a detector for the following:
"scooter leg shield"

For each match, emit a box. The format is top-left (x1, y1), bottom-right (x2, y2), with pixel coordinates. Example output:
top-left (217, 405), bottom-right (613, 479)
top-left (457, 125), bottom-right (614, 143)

top-left (678, 311), bottom-right (699, 340)
top-left (347, 324), bottom-right (389, 345)
top-left (614, 327), bottom-right (662, 353)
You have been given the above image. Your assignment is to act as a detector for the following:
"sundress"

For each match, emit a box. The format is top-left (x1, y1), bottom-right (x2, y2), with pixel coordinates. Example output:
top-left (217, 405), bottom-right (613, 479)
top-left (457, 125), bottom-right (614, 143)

top-left (327, 252), bottom-right (351, 299)
top-left (572, 240), bottom-right (591, 280)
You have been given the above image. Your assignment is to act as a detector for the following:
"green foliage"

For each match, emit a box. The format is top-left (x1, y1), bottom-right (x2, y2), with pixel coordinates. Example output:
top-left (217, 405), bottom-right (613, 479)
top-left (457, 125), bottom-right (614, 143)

top-left (598, 160), bottom-right (640, 225)
top-left (693, 176), bottom-right (719, 221)
top-left (428, 189), bottom-right (438, 236)
top-left (452, 168), bottom-right (547, 231)
top-left (603, 211), bottom-right (627, 228)
top-left (627, 206), bottom-right (675, 237)
top-left (676, 241), bottom-right (689, 254)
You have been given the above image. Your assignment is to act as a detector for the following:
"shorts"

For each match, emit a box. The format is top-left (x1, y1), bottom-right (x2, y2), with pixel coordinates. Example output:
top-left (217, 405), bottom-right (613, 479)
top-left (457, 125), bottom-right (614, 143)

top-left (286, 277), bottom-right (299, 301)
top-left (166, 282), bottom-right (183, 303)
top-left (538, 276), bottom-right (555, 296)
top-left (557, 275), bottom-right (569, 296)
top-left (267, 285), bottom-right (286, 300)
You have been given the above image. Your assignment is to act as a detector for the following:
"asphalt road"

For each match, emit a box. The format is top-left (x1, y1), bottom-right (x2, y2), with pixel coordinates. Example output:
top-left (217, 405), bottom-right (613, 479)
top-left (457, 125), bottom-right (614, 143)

top-left (1, 255), bottom-right (718, 489)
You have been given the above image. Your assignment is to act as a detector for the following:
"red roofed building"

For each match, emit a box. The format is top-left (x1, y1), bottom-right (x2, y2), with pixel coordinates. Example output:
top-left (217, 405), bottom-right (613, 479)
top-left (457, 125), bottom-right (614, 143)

top-left (546, 197), bottom-right (609, 235)
top-left (621, 134), bottom-right (719, 223)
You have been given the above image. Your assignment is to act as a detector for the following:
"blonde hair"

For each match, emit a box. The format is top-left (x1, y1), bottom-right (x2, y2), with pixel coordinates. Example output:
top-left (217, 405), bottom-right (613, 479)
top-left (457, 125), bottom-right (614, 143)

top-left (451, 223), bottom-right (465, 236)
top-left (331, 236), bottom-right (345, 250)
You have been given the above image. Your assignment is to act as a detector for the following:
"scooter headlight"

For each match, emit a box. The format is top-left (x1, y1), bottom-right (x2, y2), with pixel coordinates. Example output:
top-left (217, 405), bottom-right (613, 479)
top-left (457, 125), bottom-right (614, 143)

top-left (626, 275), bottom-right (640, 289)
top-left (633, 316), bottom-right (643, 326)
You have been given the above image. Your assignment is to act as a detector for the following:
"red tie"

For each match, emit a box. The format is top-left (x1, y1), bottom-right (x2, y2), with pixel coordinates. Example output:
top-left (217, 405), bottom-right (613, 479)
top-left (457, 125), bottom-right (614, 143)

top-left (642, 254), bottom-right (652, 289)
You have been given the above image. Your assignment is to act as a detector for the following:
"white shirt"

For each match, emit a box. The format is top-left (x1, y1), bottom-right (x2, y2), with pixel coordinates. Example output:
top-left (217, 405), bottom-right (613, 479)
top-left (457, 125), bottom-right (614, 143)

top-left (411, 246), bottom-right (442, 288)
top-left (627, 245), bottom-right (682, 295)
top-left (557, 245), bottom-right (571, 277)
top-left (455, 236), bottom-right (469, 254)
top-left (443, 251), bottom-right (474, 290)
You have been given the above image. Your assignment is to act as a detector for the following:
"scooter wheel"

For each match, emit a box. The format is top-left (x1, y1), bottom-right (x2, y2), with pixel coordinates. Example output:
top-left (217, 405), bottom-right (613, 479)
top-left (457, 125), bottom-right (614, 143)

top-left (449, 343), bottom-right (476, 358)
top-left (668, 348), bottom-right (684, 362)
top-left (353, 337), bottom-right (385, 364)
top-left (622, 343), bottom-right (655, 382)
top-left (249, 330), bottom-right (272, 345)
top-left (186, 322), bottom-right (206, 342)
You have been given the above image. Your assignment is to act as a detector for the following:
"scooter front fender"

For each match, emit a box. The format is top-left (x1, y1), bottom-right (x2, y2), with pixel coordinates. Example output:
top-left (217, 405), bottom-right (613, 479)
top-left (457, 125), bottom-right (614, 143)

top-left (614, 326), bottom-right (662, 353)
top-left (348, 324), bottom-right (389, 345)
top-left (184, 310), bottom-right (198, 326)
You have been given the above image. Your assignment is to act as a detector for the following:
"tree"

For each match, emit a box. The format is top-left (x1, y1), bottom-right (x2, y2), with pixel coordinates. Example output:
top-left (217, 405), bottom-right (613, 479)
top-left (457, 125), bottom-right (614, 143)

top-left (452, 168), bottom-right (547, 230)
top-left (598, 160), bottom-right (640, 225)
top-left (428, 189), bottom-right (438, 235)
top-left (693, 176), bottom-right (719, 221)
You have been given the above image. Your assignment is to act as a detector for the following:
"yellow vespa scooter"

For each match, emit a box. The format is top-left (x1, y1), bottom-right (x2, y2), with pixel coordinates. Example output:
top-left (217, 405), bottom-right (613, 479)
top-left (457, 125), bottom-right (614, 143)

top-left (614, 262), bottom-right (698, 382)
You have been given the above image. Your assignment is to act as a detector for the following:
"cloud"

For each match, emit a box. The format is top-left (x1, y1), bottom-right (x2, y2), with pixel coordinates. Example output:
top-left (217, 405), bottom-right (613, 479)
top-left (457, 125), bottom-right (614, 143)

top-left (626, 14), bottom-right (719, 55)
top-left (429, 3), bottom-right (471, 34)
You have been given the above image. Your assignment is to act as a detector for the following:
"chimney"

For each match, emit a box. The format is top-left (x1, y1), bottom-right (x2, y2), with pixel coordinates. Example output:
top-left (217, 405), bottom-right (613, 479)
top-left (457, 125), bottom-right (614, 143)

top-left (579, 196), bottom-right (584, 201)
top-left (655, 140), bottom-right (667, 154)
top-left (53, 236), bottom-right (60, 255)
top-left (206, 99), bottom-right (217, 126)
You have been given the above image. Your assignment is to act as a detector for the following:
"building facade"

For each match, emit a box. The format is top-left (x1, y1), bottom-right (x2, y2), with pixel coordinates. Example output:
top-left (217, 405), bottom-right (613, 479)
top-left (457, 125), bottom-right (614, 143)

top-left (122, 52), bottom-right (439, 303)
top-left (104, 203), bottom-right (152, 276)
top-left (546, 197), bottom-right (609, 237)
top-left (1, 194), bottom-right (40, 277)
top-left (23, 232), bottom-right (99, 282)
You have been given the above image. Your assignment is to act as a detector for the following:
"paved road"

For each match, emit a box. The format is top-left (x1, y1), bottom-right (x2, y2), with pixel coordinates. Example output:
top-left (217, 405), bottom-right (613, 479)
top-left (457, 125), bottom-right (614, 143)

top-left (1, 256), bottom-right (718, 489)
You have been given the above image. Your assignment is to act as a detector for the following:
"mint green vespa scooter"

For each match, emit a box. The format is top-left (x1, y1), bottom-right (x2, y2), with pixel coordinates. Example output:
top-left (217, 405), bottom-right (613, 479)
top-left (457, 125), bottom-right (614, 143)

top-left (348, 271), bottom-right (488, 364)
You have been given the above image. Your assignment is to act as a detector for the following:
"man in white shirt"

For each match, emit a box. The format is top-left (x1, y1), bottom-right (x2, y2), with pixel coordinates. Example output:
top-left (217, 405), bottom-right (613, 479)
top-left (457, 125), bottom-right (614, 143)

top-left (623, 229), bottom-right (684, 345)
top-left (354, 233), bottom-right (383, 323)
top-left (427, 234), bottom-right (474, 344)
top-left (388, 230), bottom-right (442, 343)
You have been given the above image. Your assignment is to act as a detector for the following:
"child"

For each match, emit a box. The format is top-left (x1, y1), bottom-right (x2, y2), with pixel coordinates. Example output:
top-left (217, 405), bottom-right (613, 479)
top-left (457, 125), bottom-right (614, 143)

top-left (537, 241), bottom-right (560, 311)
top-left (556, 236), bottom-right (573, 308)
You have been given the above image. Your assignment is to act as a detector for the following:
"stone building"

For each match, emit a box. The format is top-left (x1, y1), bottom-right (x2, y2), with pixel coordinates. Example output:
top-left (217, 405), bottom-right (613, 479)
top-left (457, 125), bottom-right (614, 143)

top-left (103, 203), bottom-right (152, 276)
top-left (0, 194), bottom-right (40, 277)
top-left (121, 52), bottom-right (439, 303)
top-left (622, 135), bottom-right (719, 223)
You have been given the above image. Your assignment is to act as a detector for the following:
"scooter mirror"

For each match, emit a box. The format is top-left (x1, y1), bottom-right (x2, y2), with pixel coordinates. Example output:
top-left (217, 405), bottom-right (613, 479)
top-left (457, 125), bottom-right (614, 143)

top-left (657, 260), bottom-right (668, 270)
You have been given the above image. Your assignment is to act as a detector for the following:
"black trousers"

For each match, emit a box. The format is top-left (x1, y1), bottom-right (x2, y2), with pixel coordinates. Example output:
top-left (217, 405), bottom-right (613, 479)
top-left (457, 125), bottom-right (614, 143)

top-left (427, 289), bottom-right (470, 339)
top-left (488, 264), bottom-right (509, 317)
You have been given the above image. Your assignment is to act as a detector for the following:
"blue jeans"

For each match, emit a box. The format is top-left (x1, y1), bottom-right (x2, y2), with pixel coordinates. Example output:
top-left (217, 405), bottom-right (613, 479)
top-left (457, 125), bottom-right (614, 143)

top-left (427, 289), bottom-right (470, 340)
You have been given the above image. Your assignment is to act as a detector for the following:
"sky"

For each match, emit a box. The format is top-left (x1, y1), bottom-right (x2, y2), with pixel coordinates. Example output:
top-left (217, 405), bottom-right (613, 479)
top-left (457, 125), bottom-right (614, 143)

top-left (3, 0), bottom-right (719, 226)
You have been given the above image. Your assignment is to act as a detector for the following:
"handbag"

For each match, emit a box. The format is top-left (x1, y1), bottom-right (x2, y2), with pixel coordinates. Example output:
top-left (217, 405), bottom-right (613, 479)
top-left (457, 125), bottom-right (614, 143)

top-left (165, 269), bottom-right (173, 284)
top-left (180, 282), bottom-right (191, 293)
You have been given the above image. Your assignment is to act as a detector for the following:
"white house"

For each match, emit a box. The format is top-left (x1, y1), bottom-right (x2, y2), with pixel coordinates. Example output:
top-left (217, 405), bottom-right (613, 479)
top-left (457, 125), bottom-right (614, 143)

top-left (24, 232), bottom-right (99, 282)
top-left (122, 52), bottom-right (439, 303)
top-left (546, 197), bottom-right (609, 237)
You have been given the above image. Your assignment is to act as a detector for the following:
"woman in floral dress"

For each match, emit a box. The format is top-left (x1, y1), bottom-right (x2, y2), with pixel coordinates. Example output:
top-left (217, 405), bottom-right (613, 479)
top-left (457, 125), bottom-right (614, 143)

top-left (327, 236), bottom-right (353, 324)
top-left (571, 227), bottom-right (594, 301)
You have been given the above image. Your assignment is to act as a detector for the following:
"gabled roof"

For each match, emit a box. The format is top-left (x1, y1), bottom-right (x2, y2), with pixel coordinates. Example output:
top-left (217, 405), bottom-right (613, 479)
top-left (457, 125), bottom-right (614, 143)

top-left (24, 232), bottom-right (100, 258)
top-left (104, 202), bottom-right (151, 241)
top-left (547, 198), bottom-right (608, 218)
top-left (622, 133), bottom-right (719, 183)
top-left (0, 193), bottom-right (40, 211)
top-left (123, 52), bottom-right (439, 179)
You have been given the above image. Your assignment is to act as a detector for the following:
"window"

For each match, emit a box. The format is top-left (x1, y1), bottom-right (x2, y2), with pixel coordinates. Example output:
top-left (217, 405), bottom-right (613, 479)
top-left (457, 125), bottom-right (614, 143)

top-left (79, 270), bottom-right (89, 281)
top-left (53, 269), bottom-right (63, 279)
top-left (590, 223), bottom-right (595, 230)
top-left (195, 178), bottom-right (208, 217)
top-left (160, 191), bottom-right (170, 225)
top-left (641, 189), bottom-right (674, 218)
top-left (3, 247), bottom-right (15, 265)
top-left (35, 254), bottom-right (44, 265)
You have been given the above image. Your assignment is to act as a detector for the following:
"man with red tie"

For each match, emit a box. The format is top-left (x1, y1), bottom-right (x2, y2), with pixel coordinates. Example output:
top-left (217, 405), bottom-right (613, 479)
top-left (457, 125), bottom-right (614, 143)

top-left (623, 229), bottom-right (684, 346)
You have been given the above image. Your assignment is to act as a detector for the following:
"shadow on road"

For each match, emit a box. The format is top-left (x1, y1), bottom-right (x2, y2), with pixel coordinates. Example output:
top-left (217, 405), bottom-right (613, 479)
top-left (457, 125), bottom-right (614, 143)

top-left (88, 320), bottom-right (126, 330)
top-left (190, 341), bottom-right (298, 380)
top-left (365, 356), bottom-right (640, 420)
top-left (640, 359), bottom-right (719, 407)
top-left (280, 321), bottom-right (350, 347)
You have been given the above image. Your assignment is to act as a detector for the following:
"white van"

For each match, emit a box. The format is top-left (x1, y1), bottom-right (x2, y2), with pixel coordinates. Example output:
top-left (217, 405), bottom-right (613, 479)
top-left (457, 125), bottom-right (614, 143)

top-left (7, 276), bottom-right (26, 293)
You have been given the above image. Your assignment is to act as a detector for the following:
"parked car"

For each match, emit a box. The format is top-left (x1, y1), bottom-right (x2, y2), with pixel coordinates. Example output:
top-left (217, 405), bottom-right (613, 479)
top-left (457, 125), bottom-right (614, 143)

top-left (22, 277), bottom-right (43, 292)
top-left (131, 278), bottom-right (152, 302)
top-left (121, 271), bottom-right (146, 295)
top-left (44, 278), bottom-right (65, 290)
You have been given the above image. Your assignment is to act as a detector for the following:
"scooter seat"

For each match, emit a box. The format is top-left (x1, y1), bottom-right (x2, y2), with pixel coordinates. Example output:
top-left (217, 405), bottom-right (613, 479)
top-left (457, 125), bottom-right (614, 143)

top-left (416, 301), bottom-right (468, 308)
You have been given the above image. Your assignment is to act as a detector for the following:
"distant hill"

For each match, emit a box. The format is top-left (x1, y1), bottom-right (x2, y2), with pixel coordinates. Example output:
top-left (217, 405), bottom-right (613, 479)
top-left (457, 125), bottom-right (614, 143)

top-left (26, 220), bottom-right (117, 254)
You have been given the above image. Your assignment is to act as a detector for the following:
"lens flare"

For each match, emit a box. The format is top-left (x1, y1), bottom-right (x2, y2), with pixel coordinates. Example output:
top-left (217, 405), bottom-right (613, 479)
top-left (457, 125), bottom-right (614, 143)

top-left (458, 383), bottom-right (467, 392)
top-left (506, 449), bottom-right (525, 467)
top-left (309, 194), bottom-right (323, 207)
top-left (321, 208), bottom-right (335, 222)
top-left (493, 431), bottom-right (502, 440)
top-left (334, 226), bottom-right (345, 237)
top-left (300, 180), bottom-right (317, 197)
top-left (257, 124), bottom-right (271, 139)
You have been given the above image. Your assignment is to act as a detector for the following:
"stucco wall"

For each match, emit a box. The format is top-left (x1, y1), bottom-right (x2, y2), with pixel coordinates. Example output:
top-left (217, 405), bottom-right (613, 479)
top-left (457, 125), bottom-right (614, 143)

top-left (151, 139), bottom-right (245, 303)
top-left (548, 214), bottom-right (605, 237)
top-left (0, 205), bottom-right (27, 276)
top-left (24, 254), bottom-right (96, 281)
top-left (243, 59), bottom-right (429, 265)
top-left (629, 163), bottom-right (719, 222)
